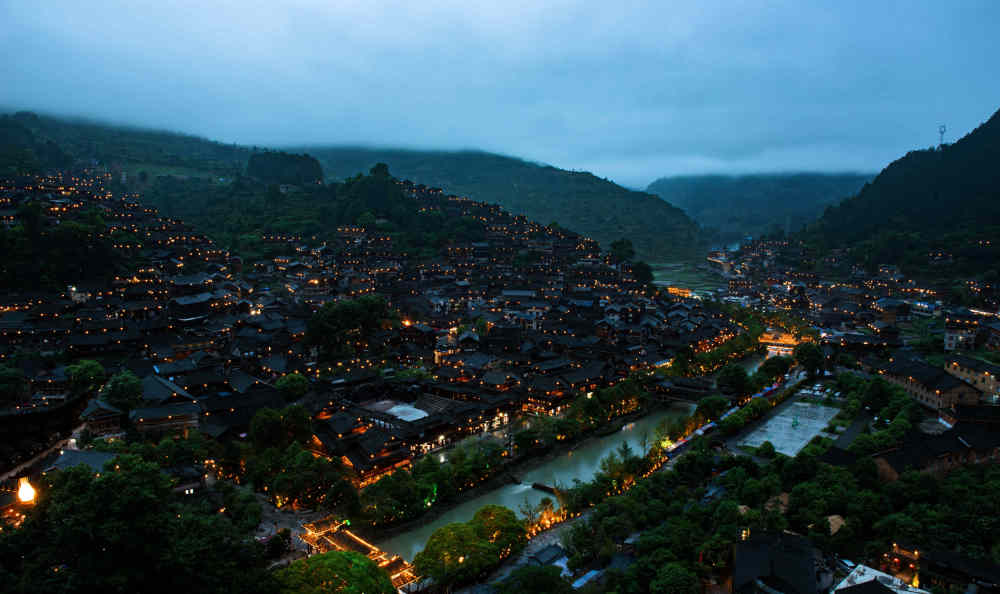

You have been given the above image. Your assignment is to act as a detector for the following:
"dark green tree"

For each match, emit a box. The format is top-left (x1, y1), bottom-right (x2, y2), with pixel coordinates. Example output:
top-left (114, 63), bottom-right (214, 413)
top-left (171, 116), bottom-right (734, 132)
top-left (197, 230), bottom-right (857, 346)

top-left (66, 359), bottom-right (105, 397)
top-left (497, 565), bottom-right (574, 594)
top-left (101, 370), bottom-right (143, 411)
top-left (758, 355), bottom-right (793, 382)
top-left (793, 343), bottom-right (825, 378)
top-left (695, 395), bottom-right (731, 421)
top-left (632, 260), bottom-right (654, 285)
top-left (470, 505), bottom-right (526, 558)
top-left (610, 238), bottom-right (636, 262)
top-left (0, 364), bottom-right (25, 405)
top-left (717, 363), bottom-right (751, 395)
top-left (650, 562), bottom-right (700, 594)
top-left (250, 405), bottom-right (313, 450)
top-left (274, 550), bottom-right (394, 594)
top-left (306, 295), bottom-right (397, 360)
top-left (275, 373), bottom-right (310, 402)
top-left (413, 522), bottom-right (497, 587)
top-left (0, 455), bottom-right (273, 593)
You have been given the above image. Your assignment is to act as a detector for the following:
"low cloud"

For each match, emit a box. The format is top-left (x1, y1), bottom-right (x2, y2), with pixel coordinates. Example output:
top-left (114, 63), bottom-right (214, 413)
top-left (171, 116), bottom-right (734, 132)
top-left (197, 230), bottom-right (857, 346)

top-left (2, 0), bottom-right (997, 186)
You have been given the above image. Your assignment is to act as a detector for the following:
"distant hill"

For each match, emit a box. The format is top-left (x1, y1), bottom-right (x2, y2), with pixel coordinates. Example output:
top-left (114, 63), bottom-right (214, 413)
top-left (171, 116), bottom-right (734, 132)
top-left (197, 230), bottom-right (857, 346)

top-left (5, 111), bottom-right (248, 175)
top-left (807, 107), bottom-right (1000, 276)
top-left (301, 147), bottom-right (702, 259)
top-left (0, 114), bottom-right (72, 175)
top-left (1, 113), bottom-right (702, 260)
top-left (646, 173), bottom-right (871, 240)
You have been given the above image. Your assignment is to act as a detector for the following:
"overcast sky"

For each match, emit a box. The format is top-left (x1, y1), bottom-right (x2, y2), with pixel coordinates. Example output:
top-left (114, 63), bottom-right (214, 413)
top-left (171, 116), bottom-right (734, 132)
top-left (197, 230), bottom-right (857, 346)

top-left (2, 1), bottom-right (998, 187)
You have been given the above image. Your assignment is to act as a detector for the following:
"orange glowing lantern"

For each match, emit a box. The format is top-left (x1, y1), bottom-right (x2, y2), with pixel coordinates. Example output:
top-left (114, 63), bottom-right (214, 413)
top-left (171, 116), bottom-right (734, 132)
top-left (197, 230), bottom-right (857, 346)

top-left (17, 477), bottom-right (35, 504)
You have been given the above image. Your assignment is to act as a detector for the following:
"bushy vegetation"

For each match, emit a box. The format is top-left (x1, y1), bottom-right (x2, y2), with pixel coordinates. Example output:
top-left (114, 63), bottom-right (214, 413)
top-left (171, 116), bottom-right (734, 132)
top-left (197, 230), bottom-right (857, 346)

top-left (8, 111), bottom-right (247, 174)
top-left (143, 164), bottom-right (498, 262)
top-left (414, 505), bottom-right (527, 588)
top-left (275, 550), bottom-right (395, 594)
top-left (360, 440), bottom-right (506, 526)
top-left (0, 364), bottom-right (27, 405)
top-left (246, 151), bottom-right (323, 185)
top-left (0, 454), bottom-right (275, 594)
top-left (0, 203), bottom-right (125, 289)
top-left (559, 437), bottom-right (1000, 593)
top-left (306, 295), bottom-right (398, 361)
top-left (831, 374), bottom-right (921, 456)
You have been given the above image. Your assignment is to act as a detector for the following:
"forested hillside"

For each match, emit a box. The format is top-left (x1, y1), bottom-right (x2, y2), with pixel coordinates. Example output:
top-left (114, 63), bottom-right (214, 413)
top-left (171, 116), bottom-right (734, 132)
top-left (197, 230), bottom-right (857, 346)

top-left (807, 107), bottom-right (1000, 275)
top-left (5, 111), bottom-right (247, 175)
top-left (0, 115), bottom-right (73, 175)
top-left (1, 113), bottom-right (703, 261)
top-left (647, 173), bottom-right (871, 240)
top-left (142, 164), bottom-right (497, 260)
top-left (303, 147), bottom-right (703, 259)
top-left (246, 152), bottom-right (323, 186)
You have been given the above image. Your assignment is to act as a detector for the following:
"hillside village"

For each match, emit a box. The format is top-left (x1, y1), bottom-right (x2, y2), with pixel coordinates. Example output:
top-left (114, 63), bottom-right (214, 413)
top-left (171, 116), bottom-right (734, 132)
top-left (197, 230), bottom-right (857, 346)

top-left (0, 167), bottom-right (739, 485)
top-left (3, 165), bottom-right (1000, 594)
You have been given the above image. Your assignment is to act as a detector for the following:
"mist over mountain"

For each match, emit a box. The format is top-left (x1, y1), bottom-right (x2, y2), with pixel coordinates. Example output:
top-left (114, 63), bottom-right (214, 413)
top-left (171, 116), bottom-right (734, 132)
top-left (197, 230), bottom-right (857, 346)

top-left (1, 112), bottom-right (702, 260)
top-left (646, 173), bottom-right (872, 241)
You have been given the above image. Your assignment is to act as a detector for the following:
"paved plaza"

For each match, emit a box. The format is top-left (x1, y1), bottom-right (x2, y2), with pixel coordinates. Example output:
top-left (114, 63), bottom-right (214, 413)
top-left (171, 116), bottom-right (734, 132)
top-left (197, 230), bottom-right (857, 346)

top-left (738, 401), bottom-right (840, 456)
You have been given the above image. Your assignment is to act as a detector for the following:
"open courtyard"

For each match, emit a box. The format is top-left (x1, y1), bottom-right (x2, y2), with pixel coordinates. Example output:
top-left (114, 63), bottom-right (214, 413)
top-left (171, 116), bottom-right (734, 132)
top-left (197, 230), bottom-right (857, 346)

top-left (738, 400), bottom-right (840, 456)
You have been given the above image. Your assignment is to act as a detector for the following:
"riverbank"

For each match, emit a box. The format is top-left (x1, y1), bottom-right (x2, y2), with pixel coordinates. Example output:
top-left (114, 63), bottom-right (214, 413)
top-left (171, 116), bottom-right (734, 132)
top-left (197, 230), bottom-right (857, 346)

top-left (453, 372), bottom-right (808, 590)
top-left (357, 403), bottom-right (677, 546)
top-left (457, 418), bottom-right (704, 591)
top-left (373, 404), bottom-right (695, 560)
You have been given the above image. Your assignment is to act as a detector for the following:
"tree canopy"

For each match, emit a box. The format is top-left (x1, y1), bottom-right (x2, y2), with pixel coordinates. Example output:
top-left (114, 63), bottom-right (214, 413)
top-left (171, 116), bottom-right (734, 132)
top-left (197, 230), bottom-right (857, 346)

top-left (610, 238), bottom-right (636, 262)
top-left (497, 565), bottom-right (574, 594)
top-left (716, 363), bottom-right (751, 395)
top-left (306, 295), bottom-right (397, 360)
top-left (0, 364), bottom-right (26, 405)
top-left (0, 454), bottom-right (274, 594)
top-left (793, 343), bottom-right (824, 378)
top-left (632, 260), bottom-right (654, 286)
top-left (67, 359), bottom-right (105, 397)
top-left (309, 147), bottom-right (703, 260)
top-left (249, 405), bottom-right (313, 450)
top-left (101, 370), bottom-right (143, 411)
top-left (275, 551), bottom-right (394, 594)
top-left (276, 373), bottom-right (310, 401)
top-left (246, 151), bottom-right (323, 185)
top-left (413, 522), bottom-right (499, 587)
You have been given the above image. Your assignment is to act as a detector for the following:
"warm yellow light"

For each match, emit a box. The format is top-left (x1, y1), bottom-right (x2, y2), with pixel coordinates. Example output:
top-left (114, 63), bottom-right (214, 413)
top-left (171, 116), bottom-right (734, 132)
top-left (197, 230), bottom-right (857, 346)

top-left (17, 477), bottom-right (35, 503)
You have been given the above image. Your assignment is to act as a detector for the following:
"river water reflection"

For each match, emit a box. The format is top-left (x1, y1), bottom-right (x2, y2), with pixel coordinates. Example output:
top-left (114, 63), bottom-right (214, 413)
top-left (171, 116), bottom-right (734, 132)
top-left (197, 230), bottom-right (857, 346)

top-left (376, 402), bottom-right (695, 561)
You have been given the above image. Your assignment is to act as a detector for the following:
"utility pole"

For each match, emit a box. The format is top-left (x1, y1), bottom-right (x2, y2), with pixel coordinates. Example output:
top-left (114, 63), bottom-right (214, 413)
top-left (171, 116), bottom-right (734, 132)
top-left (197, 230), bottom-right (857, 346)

top-left (938, 124), bottom-right (946, 148)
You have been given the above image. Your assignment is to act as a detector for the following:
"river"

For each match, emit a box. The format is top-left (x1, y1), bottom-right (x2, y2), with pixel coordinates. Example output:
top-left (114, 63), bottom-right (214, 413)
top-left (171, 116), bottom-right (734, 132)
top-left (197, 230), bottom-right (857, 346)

top-left (376, 402), bottom-right (695, 561)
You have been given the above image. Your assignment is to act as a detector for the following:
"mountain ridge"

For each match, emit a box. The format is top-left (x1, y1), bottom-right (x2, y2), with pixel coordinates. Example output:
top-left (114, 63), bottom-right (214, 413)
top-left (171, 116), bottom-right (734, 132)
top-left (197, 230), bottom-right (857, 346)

top-left (646, 172), bottom-right (872, 240)
top-left (1, 111), bottom-right (702, 260)
top-left (805, 106), bottom-right (1000, 276)
top-left (297, 146), bottom-right (703, 260)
